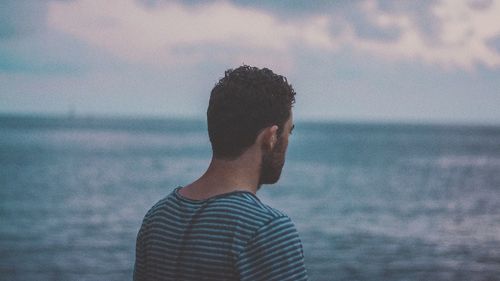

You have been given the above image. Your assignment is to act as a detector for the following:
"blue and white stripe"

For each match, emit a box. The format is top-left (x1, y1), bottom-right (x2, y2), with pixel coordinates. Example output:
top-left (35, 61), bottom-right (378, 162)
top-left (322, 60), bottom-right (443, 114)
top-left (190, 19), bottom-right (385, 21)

top-left (134, 187), bottom-right (308, 281)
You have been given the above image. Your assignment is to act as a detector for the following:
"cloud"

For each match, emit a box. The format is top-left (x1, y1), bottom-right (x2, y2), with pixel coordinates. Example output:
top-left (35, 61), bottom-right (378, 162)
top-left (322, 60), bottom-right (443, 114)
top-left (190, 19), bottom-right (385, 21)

top-left (46, 0), bottom-right (500, 70)
top-left (0, 1), bottom-right (47, 39)
top-left (47, 0), bottom-right (336, 70)
top-left (348, 0), bottom-right (500, 70)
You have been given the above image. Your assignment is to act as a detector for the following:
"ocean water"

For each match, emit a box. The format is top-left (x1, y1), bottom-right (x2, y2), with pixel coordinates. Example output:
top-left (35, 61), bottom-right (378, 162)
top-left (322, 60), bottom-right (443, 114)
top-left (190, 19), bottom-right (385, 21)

top-left (1, 115), bottom-right (500, 281)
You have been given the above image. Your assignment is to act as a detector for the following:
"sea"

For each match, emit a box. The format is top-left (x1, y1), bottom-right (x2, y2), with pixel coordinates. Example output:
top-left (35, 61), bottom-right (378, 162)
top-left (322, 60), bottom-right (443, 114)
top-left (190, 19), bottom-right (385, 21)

top-left (1, 115), bottom-right (500, 281)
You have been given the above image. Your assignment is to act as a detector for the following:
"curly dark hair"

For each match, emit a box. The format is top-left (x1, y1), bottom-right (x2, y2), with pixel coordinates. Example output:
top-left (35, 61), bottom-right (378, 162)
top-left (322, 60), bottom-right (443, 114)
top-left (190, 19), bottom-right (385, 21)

top-left (207, 65), bottom-right (296, 159)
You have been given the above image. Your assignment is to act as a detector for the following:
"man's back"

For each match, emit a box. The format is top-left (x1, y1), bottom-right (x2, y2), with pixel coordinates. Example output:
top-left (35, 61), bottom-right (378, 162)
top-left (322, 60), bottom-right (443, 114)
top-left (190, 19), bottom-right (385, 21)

top-left (134, 187), bottom-right (308, 281)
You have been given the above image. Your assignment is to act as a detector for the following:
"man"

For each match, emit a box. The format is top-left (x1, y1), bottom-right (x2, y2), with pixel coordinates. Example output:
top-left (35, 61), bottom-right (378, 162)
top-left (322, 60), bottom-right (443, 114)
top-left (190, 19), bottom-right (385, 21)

top-left (134, 65), bottom-right (308, 281)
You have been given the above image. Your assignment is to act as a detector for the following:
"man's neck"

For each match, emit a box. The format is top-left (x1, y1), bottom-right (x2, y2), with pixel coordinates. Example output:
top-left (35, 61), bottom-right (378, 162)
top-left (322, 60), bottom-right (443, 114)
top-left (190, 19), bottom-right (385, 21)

top-left (179, 150), bottom-right (261, 200)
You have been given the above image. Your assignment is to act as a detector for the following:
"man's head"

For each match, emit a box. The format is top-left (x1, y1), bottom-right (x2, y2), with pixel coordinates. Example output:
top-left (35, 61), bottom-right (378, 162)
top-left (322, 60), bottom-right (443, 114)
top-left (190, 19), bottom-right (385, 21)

top-left (207, 65), bottom-right (296, 183)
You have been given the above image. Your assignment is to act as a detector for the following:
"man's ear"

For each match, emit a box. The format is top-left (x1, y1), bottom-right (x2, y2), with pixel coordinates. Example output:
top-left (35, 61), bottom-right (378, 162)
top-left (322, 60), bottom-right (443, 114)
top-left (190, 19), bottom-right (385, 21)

top-left (257, 125), bottom-right (279, 150)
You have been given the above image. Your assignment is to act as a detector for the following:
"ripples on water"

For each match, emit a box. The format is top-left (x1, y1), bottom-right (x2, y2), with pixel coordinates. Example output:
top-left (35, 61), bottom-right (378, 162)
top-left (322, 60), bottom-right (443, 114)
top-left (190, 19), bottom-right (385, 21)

top-left (1, 116), bottom-right (500, 281)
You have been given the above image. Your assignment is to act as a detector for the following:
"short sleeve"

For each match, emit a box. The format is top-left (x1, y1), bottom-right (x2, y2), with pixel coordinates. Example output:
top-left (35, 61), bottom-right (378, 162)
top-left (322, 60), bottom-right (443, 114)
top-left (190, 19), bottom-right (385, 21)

top-left (236, 216), bottom-right (308, 281)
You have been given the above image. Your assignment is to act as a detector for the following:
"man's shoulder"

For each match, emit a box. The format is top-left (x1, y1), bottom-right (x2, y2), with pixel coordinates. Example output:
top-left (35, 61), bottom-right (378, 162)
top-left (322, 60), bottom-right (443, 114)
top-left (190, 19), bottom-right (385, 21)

top-left (213, 191), bottom-right (287, 218)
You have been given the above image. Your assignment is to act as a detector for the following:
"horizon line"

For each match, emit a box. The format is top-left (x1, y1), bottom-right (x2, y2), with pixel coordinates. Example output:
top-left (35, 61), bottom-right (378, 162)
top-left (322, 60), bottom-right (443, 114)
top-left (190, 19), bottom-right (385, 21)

top-left (1, 111), bottom-right (500, 129)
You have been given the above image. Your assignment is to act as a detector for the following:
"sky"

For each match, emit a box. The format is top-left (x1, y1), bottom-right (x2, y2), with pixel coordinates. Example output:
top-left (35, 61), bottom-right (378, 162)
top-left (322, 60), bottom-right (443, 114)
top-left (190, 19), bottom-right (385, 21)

top-left (1, 0), bottom-right (500, 125)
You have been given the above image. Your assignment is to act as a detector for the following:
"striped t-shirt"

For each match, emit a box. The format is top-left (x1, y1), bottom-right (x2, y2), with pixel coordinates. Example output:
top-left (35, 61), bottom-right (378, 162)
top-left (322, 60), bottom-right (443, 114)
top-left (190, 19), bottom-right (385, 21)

top-left (134, 186), bottom-right (308, 281)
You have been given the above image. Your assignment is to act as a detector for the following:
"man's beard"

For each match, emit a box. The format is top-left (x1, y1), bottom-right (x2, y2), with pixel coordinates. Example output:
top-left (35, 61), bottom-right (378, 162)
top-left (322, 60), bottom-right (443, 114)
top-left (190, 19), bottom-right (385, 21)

top-left (258, 137), bottom-right (286, 188)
